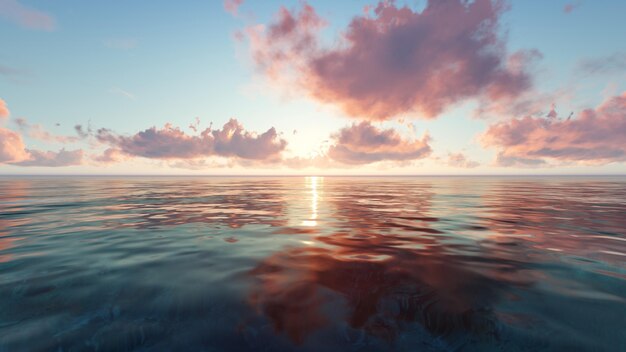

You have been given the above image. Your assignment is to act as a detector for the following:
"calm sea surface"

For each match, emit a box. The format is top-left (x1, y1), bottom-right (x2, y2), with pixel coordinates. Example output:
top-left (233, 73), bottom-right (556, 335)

top-left (0, 176), bottom-right (625, 351)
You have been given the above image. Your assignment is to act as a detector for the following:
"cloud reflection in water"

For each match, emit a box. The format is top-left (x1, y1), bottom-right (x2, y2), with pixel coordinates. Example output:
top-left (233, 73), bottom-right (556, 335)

top-left (0, 177), bottom-right (624, 351)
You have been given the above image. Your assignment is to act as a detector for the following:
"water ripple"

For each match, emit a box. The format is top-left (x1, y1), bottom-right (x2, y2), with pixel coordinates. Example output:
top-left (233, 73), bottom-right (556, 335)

top-left (0, 176), bottom-right (624, 351)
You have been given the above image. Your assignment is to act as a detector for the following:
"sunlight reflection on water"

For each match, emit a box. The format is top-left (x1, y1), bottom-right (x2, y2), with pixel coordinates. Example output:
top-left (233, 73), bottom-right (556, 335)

top-left (0, 176), bottom-right (625, 351)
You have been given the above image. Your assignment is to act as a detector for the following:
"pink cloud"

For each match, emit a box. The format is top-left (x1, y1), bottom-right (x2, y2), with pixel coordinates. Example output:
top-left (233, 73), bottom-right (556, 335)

top-left (482, 92), bottom-right (626, 166)
top-left (97, 119), bottom-right (287, 161)
top-left (563, 1), bottom-right (581, 14)
top-left (0, 127), bottom-right (29, 163)
top-left (448, 152), bottom-right (480, 168)
top-left (246, 0), bottom-right (536, 120)
top-left (96, 124), bottom-right (213, 159)
top-left (0, 127), bottom-right (82, 166)
top-left (245, 3), bottom-right (324, 82)
top-left (224, 0), bottom-right (244, 16)
top-left (92, 148), bottom-right (126, 164)
top-left (0, 98), bottom-right (9, 119)
top-left (327, 122), bottom-right (431, 164)
top-left (0, 0), bottom-right (55, 31)
top-left (13, 149), bottom-right (83, 167)
top-left (211, 119), bottom-right (287, 160)
top-left (14, 117), bottom-right (81, 143)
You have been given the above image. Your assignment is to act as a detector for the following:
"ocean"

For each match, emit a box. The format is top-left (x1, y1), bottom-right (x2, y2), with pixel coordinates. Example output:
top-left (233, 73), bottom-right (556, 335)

top-left (0, 176), bottom-right (624, 351)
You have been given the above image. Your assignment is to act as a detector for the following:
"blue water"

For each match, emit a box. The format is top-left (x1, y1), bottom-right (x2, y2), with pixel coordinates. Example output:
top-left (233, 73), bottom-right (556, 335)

top-left (0, 176), bottom-right (625, 351)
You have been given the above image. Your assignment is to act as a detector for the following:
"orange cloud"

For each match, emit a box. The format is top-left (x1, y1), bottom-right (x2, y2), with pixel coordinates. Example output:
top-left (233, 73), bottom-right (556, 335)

top-left (0, 127), bottom-right (29, 163)
top-left (0, 98), bottom-right (9, 119)
top-left (482, 93), bottom-right (626, 166)
top-left (0, 127), bottom-right (82, 166)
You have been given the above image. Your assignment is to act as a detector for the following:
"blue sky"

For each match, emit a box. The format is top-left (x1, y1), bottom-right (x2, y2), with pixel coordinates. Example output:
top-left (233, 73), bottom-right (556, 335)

top-left (1, 0), bottom-right (625, 174)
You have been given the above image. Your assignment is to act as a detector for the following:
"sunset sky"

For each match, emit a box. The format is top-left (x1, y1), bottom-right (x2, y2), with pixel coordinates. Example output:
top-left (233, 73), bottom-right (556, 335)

top-left (1, 0), bottom-right (625, 175)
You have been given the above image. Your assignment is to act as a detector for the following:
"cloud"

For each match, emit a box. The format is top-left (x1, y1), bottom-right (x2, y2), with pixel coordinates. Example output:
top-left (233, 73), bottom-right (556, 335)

top-left (473, 81), bottom-right (565, 120)
top-left (578, 52), bottom-right (626, 75)
top-left (92, 148), bottom-right (126, 164)
top-left (0, 99), bottom-right (85, 167)
top-left (493, 153), bottom-right (547, 167)
top-left (224, 0), bottom-right (244, 16)
top-left (0, 0), bottom-right (55, 31)
top-left (0, 127), bottom-right (29, 163)
top-left (74, 124), bottom-right (91, 139)
top-left (212, 119), bottom-right (287, 159)
top-left (327, 122), bottom-right (431, 164)
top-left (0, 64), bottom-right (26, 82)
top-left (13, 149), bottom-right (84, 167)
top-left (97, 118), bottom-right (287, 161)
top-left (447, 152), bottom-right (480, 168)
top-left (482, 93), bottom-right (626, 166)
top-left (14, 117), bottom-right (81, 143)
top-left (563, 1), bottom-right (581, 14)
top-left (244, 2), bottom-right (324, 81)
top-left (245, 0), bottom-right (537, 120)
top-left (0, 126), bottom-right (82, 166)
top-left (96, 124), bottom-right (212, 159)
top-left (0, 98), bottom-right (9, 120)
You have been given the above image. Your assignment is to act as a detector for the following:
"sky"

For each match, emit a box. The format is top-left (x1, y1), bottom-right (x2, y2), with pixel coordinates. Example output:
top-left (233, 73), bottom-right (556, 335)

top-left (0, 0), bottom-right (625, 175)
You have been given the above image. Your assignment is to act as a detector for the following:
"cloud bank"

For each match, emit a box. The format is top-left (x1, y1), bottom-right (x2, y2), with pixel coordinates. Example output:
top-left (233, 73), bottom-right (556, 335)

top-left (97, 119), bottom-right (287, 162)
top-left (482, 93), bottom-right (626, 166)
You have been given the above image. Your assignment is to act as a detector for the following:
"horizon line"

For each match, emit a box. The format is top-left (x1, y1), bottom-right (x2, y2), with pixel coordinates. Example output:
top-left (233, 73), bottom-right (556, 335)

top-left (0, 174), bottom-right (624, 177)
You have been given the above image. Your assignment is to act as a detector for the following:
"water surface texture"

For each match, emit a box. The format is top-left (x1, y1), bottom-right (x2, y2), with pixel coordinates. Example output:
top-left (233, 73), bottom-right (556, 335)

top-left (0, 177), bottom-right (625, 351)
